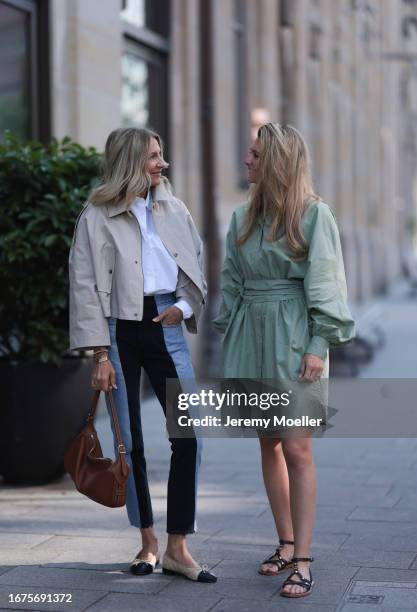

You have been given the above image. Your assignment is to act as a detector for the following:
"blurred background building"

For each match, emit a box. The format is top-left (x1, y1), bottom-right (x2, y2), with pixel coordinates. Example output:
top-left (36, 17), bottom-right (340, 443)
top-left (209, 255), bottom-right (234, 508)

top-left (1, 0), bottom-right (417, 367)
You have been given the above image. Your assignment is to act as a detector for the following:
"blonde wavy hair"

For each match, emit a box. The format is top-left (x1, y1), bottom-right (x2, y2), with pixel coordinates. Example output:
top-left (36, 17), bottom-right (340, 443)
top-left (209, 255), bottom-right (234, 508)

top-left (237, 123), bottom-right (319, 260)
top-left (89, 127), bottom-right (169, 206)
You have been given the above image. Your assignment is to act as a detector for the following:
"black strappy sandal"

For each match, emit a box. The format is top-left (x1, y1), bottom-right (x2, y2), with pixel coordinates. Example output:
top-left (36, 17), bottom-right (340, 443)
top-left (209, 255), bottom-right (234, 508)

top-left (258, 539), bottom-right (295, 576)
top-left (280, 556), bottom-right (314, 598)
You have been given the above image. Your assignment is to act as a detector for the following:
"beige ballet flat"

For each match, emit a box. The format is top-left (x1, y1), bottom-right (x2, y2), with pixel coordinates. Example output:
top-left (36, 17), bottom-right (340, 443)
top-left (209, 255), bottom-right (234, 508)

top-left (162, 552), bottom-right (217, 582)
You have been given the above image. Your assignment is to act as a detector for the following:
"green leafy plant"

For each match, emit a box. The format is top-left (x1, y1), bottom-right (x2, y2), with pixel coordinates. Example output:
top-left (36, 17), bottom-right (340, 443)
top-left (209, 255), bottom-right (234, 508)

top-left (0, 132), bottom-right (102, 364)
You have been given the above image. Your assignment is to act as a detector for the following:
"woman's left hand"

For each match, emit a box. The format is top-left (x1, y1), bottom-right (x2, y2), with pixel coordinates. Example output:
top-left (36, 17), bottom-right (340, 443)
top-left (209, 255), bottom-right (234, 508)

top-left (152, 305), bottom-right (183, 326)
top-left (299, 353), bottom-right (324, 382)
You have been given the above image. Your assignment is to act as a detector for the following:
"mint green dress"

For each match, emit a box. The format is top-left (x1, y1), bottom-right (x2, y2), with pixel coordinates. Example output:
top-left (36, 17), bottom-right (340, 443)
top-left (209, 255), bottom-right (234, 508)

top-left (213, 201), bottom-right (355, 390)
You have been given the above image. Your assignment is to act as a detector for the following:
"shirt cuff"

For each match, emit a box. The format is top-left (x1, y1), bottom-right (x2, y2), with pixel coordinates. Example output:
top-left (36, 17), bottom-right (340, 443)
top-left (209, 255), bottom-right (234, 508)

top-left (306, 336), bottom-right (329, 359)
top-left (174, 299), bottom-right (193, 320)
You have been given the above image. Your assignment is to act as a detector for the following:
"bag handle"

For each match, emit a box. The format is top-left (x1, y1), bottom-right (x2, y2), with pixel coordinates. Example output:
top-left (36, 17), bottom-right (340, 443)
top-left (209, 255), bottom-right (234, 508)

top-left (87, 390), bottom-right (127, 456)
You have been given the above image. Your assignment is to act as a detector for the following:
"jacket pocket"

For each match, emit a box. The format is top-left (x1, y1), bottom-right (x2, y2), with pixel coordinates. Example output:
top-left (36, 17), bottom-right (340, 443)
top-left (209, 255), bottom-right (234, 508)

top-left (95, 245), bottom-right (115, 317)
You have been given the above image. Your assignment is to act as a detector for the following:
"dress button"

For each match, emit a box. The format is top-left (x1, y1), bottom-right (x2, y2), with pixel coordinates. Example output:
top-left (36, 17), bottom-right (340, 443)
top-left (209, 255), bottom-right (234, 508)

top-left (173, 252), bottom-right (178, 257)
top-left (109, 269), bottom-right (112, 274)
top-left (134, 313), bottom-right (138, 317)
top-left (135, 260), bottom-right (138, 264)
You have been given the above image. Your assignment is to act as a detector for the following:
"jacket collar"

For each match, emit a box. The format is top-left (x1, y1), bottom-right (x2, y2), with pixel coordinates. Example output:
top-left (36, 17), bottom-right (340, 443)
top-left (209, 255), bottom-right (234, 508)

top-left (105, 179), bottom-right (172, 218)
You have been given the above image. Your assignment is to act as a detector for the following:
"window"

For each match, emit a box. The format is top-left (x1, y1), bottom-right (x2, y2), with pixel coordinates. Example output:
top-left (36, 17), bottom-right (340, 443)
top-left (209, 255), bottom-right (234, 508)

top-left (121, 40), bottom-right (168, 141)
top-left (0, 0), bottom-right (50, 142)
top-left (120, 0), bottom-right (169, 149)
top-left (121, 0), bottom-right (168, 36)
top-left (121, 53), bottom-right (149, 127)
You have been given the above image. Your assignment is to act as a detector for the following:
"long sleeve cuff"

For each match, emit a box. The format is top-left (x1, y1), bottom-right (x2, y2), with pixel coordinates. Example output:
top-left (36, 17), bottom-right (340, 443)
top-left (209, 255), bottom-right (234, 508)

top-left (175, 299), bottom-right (193, 320)
top-left (306, 335), bottom-right (329, 359)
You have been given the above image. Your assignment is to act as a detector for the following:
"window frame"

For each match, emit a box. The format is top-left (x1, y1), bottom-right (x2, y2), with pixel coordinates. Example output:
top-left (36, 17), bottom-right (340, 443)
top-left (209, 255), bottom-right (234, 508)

top-left (122, 39), bottom-right (168, 140)
top-left (120, 0), bottom-right (170, 151)
top-left (0, 0), bottom-right (50, 141)
top-left (0, 0), bottom-right (51, 142)
top-left (233, 0), bottom-right (250, 189)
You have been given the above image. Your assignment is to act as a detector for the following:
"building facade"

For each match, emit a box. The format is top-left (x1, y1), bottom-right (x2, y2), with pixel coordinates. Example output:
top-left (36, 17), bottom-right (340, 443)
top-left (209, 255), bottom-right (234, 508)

top-left (1, 0), bottom-right (417, 347)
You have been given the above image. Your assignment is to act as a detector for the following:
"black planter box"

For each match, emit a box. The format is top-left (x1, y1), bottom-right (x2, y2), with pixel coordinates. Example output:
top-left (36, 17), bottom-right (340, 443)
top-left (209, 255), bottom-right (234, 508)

top-left (0, 357), bottom-right (92, 484)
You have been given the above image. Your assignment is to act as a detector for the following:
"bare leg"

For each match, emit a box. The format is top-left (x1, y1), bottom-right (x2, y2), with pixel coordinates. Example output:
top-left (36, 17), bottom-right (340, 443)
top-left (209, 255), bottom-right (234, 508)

top-left (136, 526), bottom-right (159, 563)
top-left (281, 434), bottom-right (316, 595)
top-left (166, 534), bottom-right (200, 567)
top-left (258, 437), bottom-right (294, 573)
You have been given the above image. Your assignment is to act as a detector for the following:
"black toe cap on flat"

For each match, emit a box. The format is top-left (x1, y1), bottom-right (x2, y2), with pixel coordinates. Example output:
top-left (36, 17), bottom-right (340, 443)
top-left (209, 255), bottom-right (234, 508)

top-left (130, 561), bottom-right (156, 576)
top-left (197, 570), bottom-right (217, 583)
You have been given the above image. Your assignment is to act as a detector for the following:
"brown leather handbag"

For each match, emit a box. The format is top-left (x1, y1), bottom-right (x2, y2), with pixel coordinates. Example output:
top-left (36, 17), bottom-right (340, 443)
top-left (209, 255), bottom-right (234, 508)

top-left (64, 390), bottom-right (129, 507)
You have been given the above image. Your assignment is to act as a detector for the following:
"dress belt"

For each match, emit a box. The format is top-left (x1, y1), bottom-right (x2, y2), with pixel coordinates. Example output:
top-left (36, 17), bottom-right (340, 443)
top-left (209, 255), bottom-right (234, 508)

top-left (222, 279), bottom-right (304, 337)
top-left (242, 279), bottom-right (304, 302)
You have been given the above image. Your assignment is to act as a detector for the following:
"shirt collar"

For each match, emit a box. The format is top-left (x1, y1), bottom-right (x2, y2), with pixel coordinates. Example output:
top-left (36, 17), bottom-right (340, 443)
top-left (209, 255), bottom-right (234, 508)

top-left (131, 191), bottom-right (151, 209)
top-left (105, 180), bottom-right (169, 217)
top-left (145, 190), bottom-right (153, 210)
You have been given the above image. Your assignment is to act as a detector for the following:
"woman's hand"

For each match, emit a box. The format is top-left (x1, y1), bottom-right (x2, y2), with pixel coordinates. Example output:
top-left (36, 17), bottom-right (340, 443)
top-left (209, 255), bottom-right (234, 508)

top-left (152, 305), bottom-right (183, 326)
top-left (91, 360), bottom-right (117, 392)
top-left (299, 353), bottom-right (324, 382)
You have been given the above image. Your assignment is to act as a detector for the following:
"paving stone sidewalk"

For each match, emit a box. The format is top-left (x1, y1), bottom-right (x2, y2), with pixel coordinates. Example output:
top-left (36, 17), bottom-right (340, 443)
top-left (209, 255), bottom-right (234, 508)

top-left (1, 286), bottom-right (417, 612)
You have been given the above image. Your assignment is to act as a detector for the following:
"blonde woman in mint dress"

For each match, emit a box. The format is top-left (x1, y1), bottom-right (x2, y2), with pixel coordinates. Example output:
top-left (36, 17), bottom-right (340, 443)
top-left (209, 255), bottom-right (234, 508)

top-left (214, 123), bottom-right (355, 598)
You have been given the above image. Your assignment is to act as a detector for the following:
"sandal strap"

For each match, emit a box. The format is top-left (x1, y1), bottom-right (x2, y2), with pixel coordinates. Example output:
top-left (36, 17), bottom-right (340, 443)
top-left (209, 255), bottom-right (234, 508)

top-left (282, 576), bottom-right (312, 590)
top-left (282, 567), bottom-right (313, 591)
top-left (279, 538), bottom-right (295, 546)
top-left (292, 556), bottom-right (314, 563)
top-left (263, 552), bottom-right (292, 569)
top-left (262, 558), bottom-right (285, 569)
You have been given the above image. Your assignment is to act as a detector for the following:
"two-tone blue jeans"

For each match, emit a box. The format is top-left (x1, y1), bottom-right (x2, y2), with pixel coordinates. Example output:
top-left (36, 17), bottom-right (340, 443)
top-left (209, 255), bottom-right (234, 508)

top-left (105, 293), bottom-right (202, 534)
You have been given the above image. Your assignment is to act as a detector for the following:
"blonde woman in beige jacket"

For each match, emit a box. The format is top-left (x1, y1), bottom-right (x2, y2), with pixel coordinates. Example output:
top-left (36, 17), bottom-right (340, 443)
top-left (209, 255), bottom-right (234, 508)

top-left (69, 127), bottom-right (216, 583)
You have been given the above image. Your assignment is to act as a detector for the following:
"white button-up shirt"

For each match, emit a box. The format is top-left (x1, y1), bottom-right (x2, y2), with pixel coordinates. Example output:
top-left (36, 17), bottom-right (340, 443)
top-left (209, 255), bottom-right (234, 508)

top-left (131, 191), bottom-right (192, 319)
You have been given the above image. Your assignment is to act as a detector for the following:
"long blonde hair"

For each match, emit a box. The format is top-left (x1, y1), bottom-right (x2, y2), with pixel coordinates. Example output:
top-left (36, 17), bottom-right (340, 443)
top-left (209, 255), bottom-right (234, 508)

top-left (89, 127), bottom-right (169, 206)
top-left (237, 123), bottom-right (319, 260)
